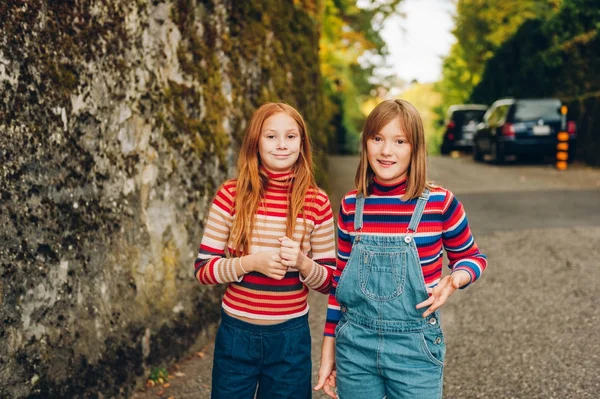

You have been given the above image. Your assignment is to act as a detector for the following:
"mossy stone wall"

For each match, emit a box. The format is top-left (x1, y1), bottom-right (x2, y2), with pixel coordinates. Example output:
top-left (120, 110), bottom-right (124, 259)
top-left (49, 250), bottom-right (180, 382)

top-left (0, 1), bottom-right (325, 397)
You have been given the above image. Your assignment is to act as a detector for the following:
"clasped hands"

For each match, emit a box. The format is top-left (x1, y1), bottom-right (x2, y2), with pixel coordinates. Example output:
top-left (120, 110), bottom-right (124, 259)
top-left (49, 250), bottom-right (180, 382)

top-left (241, 236), bottom-right (311, 280)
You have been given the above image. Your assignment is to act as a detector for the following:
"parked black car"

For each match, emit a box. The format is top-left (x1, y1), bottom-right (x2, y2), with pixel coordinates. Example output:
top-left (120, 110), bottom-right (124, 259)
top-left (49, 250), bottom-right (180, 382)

top-left (473, 98), bottom-right (576, 163)
top-left (440, 104), bottom-right (488, 154)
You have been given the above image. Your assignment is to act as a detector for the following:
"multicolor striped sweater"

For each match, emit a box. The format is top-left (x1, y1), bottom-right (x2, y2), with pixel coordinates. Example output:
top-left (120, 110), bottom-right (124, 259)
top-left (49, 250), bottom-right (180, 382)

top-left (195, 170), bottom-right (336, 321)
top-left (324, 177), bottom-right (487, 336)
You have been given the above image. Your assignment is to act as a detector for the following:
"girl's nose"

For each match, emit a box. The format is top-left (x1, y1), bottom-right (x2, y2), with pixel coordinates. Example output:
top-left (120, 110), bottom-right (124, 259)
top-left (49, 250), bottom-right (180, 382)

top-left (277, 136), bottom-right (287, 149)
top-left (381, 142), bottom-right (392, 155)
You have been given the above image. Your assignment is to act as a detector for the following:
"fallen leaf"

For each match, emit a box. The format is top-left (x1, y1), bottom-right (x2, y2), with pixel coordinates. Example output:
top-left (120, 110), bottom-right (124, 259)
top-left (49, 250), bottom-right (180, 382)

top-left (157, 389), bottom-right (165, 396)
top-left (163, 383), bottom-right (171, 388)
top-left (174, 372), bottom-right (185, 377)
top-left (196, 352), bottom-right (205, 358)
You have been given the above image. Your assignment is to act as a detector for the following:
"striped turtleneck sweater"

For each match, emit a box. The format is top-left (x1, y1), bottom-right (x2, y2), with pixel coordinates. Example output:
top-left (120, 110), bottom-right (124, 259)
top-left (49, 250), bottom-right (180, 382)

top-left (195, 169), bottom-right (336, 321)
top-left (324, 177), bottom-right (487, 336)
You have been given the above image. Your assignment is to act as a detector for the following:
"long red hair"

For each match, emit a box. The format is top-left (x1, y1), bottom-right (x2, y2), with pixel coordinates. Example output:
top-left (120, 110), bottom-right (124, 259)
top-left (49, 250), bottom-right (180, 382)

top-left (231, 103), bottom-right (315, 255)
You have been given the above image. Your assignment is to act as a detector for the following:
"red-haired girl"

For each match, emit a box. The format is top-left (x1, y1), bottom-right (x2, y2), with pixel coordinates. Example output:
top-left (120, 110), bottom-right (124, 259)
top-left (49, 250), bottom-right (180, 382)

top-left (195, 102), bottom-right (336, 398)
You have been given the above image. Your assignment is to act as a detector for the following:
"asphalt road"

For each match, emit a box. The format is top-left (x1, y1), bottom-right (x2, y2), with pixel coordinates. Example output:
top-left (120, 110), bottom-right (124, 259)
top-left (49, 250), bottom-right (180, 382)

top-left (134, 155), bottom-right (600, 399)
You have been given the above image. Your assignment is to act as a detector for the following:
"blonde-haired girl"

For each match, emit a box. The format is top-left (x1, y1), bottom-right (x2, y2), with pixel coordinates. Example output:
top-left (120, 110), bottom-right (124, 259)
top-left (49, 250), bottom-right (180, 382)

top-left (195, 102), bottom-right (336, 398)
top-left (315, 99), bottom-right (487, 398)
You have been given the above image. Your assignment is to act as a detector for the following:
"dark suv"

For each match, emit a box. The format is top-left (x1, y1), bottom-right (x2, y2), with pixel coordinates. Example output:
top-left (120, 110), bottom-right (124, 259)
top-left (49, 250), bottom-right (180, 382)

top-left (440, 104), bottom-right (488, 154)
top-left (473, 98), bottom-right (576, 163)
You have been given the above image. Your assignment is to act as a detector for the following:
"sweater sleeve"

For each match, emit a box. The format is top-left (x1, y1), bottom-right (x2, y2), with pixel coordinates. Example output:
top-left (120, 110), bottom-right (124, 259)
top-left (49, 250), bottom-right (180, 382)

top-left (324, 199), bottom-right (352, 336)
top-left (194, 182), bottom-right (242, 285)
top-left (299, 191), bottom-right (337, 294)
top-left (441, 190), bottom-right (487, 288)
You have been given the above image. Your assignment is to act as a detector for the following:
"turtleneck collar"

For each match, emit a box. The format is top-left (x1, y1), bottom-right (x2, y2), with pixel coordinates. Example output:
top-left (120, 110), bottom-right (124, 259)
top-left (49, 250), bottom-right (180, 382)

top-left (371, 177), bottom-right (408, 196)
top-left (261, 166), bottom-right (295, 188)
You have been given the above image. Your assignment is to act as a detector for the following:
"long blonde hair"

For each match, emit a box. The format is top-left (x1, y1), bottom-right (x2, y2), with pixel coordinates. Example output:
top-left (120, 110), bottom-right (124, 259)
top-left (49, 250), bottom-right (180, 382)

top-left (232, 103), bottom-right (315, 255)
top-left (355, 99), bottom-right (430, 200)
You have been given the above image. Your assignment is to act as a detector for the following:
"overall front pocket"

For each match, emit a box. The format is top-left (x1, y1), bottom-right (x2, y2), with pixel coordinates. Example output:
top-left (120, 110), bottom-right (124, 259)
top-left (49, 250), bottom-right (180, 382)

top-left (334, 318), bottom-right (351, 341)
top-left (358, 250), bottom-right (407, 301)
top-left (419, 328), bottom-right (446, 367)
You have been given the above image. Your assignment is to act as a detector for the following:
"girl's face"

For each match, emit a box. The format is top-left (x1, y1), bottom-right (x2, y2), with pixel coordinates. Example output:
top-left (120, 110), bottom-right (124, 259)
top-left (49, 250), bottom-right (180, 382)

top-left (258, 112), bottom-right (301, 173)
top-left (366, 118), bottom-right (412, 185)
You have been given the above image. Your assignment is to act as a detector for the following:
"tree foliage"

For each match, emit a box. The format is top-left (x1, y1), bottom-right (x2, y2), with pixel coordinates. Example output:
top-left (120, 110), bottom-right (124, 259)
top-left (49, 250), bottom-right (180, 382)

top-left (319, 0), bottom-right (402, 154)
top-left (434, 0), bottom-right (561, 120)
top-left (469, 0), bottom-right (600, 165)
top-left (396, 83), bottom-right (444, 155)
top-left (471, 0), bottom-right (600, 102)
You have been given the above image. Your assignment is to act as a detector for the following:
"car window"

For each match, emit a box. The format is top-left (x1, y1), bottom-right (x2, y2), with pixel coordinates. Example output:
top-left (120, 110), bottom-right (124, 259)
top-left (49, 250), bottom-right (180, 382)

top-left (452, 110), bottom-right (486, 126)
top-left (496, 105), bottom-right (510, 123)
top-left (514, 100), bottom-right (561, 122)
top-left (486, 106), bottom-right (500, 126)
top-left (483, 108), bottom-right (493, 124)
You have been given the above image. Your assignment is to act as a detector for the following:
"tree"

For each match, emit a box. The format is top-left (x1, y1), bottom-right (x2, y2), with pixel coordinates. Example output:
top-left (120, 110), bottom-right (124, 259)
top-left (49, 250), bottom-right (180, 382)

top-left (435, 0), bottom-right (561, 121)
top-left (318, 0), bottom-right (403, 154)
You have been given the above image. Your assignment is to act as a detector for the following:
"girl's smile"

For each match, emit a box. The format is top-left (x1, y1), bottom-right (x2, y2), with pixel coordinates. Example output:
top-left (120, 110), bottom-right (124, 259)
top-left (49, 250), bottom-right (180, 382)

top-left (377, 159), bottom-right (396, 167)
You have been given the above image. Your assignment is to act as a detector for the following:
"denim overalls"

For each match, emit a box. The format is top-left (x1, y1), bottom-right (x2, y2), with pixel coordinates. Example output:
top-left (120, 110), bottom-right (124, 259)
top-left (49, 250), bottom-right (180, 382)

top-left (335, 190), bottom-right (446, 399)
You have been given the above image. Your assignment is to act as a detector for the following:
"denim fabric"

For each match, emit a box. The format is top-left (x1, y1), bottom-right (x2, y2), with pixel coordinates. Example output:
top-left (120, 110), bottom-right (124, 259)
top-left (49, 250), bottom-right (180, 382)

top-left (335, 190), bottom-right (446, 399)
top-left (211, 310), bottom-right (312, 399)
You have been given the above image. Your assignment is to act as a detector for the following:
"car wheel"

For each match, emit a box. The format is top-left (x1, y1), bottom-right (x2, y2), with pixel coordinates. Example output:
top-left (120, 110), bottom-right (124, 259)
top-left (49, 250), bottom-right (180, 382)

top-left (473, 142), bottom-right (483, 162)
top-left (491, 142), bottom-right (504, 164)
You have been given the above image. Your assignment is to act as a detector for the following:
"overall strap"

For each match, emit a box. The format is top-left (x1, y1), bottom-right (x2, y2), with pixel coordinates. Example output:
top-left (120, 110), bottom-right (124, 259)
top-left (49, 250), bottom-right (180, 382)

top-left (407, 188), bottom-right (430, 233)
top-left (354, 193), bottom-right (365, 232)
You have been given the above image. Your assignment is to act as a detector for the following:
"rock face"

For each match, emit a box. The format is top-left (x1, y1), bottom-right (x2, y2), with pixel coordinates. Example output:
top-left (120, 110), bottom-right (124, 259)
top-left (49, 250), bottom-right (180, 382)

top-left (0, 1), bottom-right (326, 397)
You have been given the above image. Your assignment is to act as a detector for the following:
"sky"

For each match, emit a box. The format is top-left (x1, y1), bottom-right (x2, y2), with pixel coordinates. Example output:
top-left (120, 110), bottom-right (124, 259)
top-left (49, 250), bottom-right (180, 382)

top-left (379, 0), bottom-right (456, 84)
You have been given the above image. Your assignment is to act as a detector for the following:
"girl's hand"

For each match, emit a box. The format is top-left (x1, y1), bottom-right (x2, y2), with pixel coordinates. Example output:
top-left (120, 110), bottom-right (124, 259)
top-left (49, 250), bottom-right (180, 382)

top-left (278, 236), bottom-right (312, 275)
top-left (415, 270), bottom-right (471, 318)
top-left (315, 368), bottom-right (337, 398)
top-left (244, 252), bottom-right (288, 280)
top-left (314, 337), bottom-right (337, 398)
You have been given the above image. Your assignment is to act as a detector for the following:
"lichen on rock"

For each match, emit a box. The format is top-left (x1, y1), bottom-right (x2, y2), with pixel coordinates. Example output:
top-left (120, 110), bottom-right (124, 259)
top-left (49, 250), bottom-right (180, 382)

top-left (0, 0), bottom-right (326, 397)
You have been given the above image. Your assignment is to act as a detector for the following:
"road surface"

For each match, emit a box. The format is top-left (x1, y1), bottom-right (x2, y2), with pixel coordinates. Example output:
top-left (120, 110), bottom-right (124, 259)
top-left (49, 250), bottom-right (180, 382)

top-left (134, 155), bottom-right (600, 399)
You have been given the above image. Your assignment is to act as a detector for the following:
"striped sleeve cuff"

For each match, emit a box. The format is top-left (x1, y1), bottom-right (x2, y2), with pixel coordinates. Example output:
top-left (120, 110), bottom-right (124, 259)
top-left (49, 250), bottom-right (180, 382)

top-left (299, 261), bottom-right (326, 288)
top-left (214, 257), bottom-right (243, 283)
top-left (452, 261), bottom-right (480, 289)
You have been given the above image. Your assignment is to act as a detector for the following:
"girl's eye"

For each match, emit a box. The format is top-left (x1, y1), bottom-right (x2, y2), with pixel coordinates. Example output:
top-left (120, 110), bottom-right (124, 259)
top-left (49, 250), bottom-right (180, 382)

top-left (287, 134), bottom-right (297, 139)
top-left (266, 135), bottom-right (275, 139)
top-left (373, 137), bottom-right (382, 142)
top-left (396, 139), bottom-right (405, 144)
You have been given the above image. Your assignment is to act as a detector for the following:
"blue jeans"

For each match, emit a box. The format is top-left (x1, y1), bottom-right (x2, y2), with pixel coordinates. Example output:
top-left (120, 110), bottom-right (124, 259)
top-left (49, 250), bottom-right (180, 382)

top-left (211, 310), bottom-right (312, 399)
